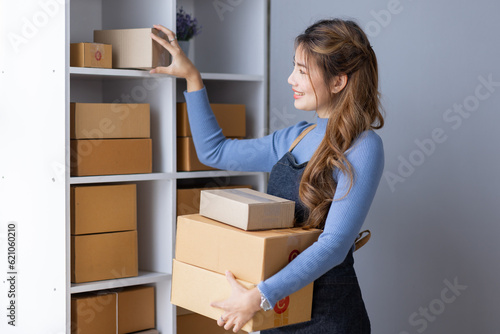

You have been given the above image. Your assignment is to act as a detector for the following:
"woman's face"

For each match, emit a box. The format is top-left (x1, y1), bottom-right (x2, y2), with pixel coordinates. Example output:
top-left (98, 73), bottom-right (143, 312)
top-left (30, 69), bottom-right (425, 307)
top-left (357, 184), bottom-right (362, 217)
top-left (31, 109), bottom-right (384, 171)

top-left (287, 46), bottom-right (333, 118)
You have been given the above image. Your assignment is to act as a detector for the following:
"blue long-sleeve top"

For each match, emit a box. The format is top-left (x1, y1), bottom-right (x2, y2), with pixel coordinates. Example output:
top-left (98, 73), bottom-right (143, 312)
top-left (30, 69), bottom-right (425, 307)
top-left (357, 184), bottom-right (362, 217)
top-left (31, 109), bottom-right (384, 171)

top-left (184, 87), bottom-right (384, 306)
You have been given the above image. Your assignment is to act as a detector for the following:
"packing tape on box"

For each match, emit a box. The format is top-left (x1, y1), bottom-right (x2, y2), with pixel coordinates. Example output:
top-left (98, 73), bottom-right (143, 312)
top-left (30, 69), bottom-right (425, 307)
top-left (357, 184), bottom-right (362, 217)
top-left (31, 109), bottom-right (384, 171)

top-left (222, 189), bottom-right (278, 203)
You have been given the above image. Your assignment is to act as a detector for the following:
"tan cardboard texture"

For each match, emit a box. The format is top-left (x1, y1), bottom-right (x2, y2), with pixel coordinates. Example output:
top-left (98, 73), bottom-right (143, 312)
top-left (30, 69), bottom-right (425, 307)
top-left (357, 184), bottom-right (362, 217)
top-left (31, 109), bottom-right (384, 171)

top-left (70, 42), bottom-right (112, 68)
top-left (177, 137), bottom-right (217, 172)
top-left (118, 286), bottom-right (155, 334)
top-left (177, 102), bottom-right (246, 138)
top-left (177, 312), bottom-right (245, 334)
top-left (199, 188), bottom-right (295, 230)
top-left (70, 103), bottom-right (150, 139)
top-left (71, 231), bottom-right (138, 283)
top-left (71, 184), bottom-right (137, 235)
top-left (175, 214), bottom-right (321, 284)
top-left (94, 28), bottom-right (170, 69)
top-left (171, 260), bottom-right (314, 332)
top-left (71, 138), bottom-right (152, 176)
top-left (177, 185), bottom-right (251, 216)
top-left (71, 293), bottom-right (117, 334)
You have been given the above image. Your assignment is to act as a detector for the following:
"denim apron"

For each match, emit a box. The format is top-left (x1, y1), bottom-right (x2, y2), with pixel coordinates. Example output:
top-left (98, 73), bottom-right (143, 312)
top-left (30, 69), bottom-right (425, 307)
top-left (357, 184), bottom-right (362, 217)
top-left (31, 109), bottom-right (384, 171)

top-left (262, 125), bottom-right (370, 334)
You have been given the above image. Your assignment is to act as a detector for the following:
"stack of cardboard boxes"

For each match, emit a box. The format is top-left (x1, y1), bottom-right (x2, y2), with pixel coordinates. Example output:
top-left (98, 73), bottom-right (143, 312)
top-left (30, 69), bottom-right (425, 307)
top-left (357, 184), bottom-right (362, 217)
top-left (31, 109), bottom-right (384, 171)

top-left (176, 102), bottom-right (246, 171)
top-left (172, 188), bottom-right (322, 333)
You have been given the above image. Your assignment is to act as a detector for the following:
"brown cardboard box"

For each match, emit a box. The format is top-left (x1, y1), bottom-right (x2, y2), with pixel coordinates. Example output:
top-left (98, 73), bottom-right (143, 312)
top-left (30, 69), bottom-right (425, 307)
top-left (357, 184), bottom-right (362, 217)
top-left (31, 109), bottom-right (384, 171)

top-left (177, 103), bottom-right (246, 138)
top-left (118, 286), bottom-right (155, 334)
top-left (94, 28), bottom-right (170, 69)
top-left (71, 184), bottom-right (137, 235)
top-left (199, 188), bottom-right (295, 230)
top-left (171, 260), bottom-right (314, 332)
top-left (177, 137), bottom-right (216, 172)
top-left (132, 330), bottom-right (159, 334)
top-left (71, 293), bottom-right (117, 334)
top-left (70, 42), bottom-right (112, 68)
top-left (175, 214), bottom-right (321, 284)
top-left (177, 313), bottom-right (245, 334)
top-left (70, 103), bottom-right (150, 139)
top-left (71, 138), bottom-right (152, 176)
top-left (177, 185), bottom-right (252, 216)
top-left (71, 231), bottom-right (138, 283)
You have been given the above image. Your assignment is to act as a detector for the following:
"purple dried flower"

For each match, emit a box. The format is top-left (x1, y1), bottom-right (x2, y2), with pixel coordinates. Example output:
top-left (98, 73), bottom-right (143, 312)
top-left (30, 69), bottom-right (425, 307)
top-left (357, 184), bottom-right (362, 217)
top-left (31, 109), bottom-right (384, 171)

top-left (176, 7), bottom-right (202, 41)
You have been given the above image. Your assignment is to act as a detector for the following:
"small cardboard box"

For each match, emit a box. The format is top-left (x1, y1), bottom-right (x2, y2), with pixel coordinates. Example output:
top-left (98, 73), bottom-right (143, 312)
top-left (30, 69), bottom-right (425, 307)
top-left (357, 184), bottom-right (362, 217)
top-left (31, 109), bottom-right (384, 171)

top-left (71, 231), bottom-right (138, 283)
top-left (177, 137), bottom-right (216, 172)
top-left (71, 103), bottom-right (150, 139)
top-left (177, 312), bottom-right (245, 334)
top-left (177, 185), bottom-right (251, 216)
top-left (70, 42), bottom-right (112, 68)
top-left (71, 184), bottom-right (137, 235)
top-left (71, 138), bottom-right (152, 176)
top-left (118, 286), bottom-right (155, 334)
top-left (132, 330), bottom-right (159, 334)
top-left (171, 260), bottom-right (314, 332)
top-left (177, 103), bottom-right (246, 138)
top-left (176, 214), bottom-right (321, 284)
top-left (199, 188), bottom-right (295, 230)
top-left (71, 293), bottom-right (117, 334)
top-left (94, 28), bottom-right (170, 69)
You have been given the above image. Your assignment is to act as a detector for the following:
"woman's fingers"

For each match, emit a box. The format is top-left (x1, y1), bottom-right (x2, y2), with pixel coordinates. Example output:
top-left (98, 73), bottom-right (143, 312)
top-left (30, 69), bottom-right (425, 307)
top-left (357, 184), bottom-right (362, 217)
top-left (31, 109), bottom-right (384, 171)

top-left (225, 271), bottom-right (242, 290)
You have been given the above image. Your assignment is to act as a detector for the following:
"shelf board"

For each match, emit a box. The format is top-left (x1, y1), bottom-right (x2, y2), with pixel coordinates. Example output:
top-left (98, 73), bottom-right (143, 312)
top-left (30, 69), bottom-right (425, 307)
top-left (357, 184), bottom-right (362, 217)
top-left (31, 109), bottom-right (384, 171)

top-left (70, 173), bottom-right (169, 184)
top-left (71, 271), bottom-right (171, 294)
top-left (69, 66), bottom-right (173, 79)
top-left (175, 170), bottom-right (263, 179)
top-left (199, 72), bottom-right (264, 82)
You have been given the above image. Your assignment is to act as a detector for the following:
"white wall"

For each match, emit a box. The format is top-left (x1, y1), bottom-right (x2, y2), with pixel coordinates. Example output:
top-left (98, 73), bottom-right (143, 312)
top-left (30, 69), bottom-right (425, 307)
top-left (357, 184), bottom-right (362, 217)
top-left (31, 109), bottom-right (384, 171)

top-left (270, 1), bottom-right (500, 333)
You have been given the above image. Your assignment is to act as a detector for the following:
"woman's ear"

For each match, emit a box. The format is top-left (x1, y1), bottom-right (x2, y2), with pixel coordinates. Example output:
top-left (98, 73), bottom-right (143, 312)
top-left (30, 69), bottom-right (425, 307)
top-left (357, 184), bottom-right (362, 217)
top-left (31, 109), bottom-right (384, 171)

top-left (331, 74), bottom-right (348, 94)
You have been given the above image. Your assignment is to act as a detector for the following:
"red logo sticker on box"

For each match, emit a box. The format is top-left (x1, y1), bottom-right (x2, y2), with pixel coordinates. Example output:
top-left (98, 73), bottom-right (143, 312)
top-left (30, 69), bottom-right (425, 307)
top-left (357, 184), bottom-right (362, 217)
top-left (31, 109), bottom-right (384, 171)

top-left (274, 296), bottom-right (290, 314)
top-left (288, 249), bottom-right (300, 262)
top-left (95, 50), bottom-right (102, 61)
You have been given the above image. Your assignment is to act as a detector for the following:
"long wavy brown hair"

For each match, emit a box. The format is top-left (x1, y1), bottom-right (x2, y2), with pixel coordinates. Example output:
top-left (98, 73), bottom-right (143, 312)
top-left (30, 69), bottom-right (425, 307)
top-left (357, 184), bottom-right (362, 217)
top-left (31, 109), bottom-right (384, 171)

top-left (297, 19), bottom-right (384, 229)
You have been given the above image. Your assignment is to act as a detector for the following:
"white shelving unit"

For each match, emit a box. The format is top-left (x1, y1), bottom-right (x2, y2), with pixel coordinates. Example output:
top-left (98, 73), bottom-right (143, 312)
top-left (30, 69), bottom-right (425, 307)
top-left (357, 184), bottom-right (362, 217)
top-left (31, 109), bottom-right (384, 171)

top-left (0, 0), bottom-right (268, 333)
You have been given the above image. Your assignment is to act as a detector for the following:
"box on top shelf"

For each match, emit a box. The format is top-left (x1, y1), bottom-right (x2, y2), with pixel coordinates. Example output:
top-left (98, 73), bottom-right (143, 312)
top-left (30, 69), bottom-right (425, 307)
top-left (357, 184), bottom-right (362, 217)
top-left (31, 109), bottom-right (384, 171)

top-left (175, 214), bottom-right (321, 284)
top-left (70, 103), bottom-right (150, 139)
top-left (71, 184), bottom-right (137, 235)
top-left (94, 28), bottom-right (170, 70)
top-left (70, 138), bottom-right (152, 176)
top-left (177, 312), bottom-right (245, 334)
top-left (171, 259), bottom-right (314, 332)
top-left (199, 188), bottom-right (295, 230)
top-left (177, 103), bottom-right (246, 138)
top-left (177, 137), bottom-right (217, 172)
top-left (71, 230), bottom-right (138, 283)
top-left (70, 42), bottom-right (112, 69)
top-left (177, 185), bottom-right (252, 216)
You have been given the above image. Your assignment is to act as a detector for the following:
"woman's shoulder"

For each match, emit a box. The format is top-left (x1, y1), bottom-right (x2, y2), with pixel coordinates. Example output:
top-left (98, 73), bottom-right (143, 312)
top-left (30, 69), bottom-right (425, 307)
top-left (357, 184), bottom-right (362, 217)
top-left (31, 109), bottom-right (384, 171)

top-left (346, 130), bottom-right (384, 161)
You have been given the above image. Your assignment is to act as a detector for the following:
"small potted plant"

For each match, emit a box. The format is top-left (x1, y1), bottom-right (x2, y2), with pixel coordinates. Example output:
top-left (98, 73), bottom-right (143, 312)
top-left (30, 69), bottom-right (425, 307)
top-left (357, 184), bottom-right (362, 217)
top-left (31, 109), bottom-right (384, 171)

top-left (176, 7), bottom-right (202, 56)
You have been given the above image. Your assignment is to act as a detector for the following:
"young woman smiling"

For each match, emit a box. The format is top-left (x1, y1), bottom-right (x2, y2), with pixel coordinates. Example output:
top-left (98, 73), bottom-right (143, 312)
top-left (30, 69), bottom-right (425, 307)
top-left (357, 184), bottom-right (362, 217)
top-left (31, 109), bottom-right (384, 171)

top-left (151, 18), bottom-right (384, 333)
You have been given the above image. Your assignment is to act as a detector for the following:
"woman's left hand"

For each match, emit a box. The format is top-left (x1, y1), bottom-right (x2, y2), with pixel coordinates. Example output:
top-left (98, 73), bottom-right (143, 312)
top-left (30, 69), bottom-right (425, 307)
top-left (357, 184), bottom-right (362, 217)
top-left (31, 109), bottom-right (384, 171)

top-left (210, 271), bottom-right (262, 333)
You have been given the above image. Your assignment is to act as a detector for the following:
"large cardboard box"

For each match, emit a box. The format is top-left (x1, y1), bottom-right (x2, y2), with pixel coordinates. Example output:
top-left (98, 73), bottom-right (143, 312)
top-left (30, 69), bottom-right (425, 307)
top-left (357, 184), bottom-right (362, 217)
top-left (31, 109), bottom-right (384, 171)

top-left (118, 286), bottom-right (155, 334)
top-left (177, 137), bottom-right (216, 172)
top-left (94, 28), bottom-right (170, 69)
top-left (199, 188), bottom-right (295, 230)
top-left (175, 214), bottom-right (321, 284)
top-left (71, 138), bottom-right (152, 176)
top-left (71, 293), bottom-right (117, 334)
top-left (177, 103), bottom-right (246, 138)
top-left (177, 185), bottom-right (251, 216)
top-left (177, 312), bottom-right (245, 334)
top-left (71, 230), bottom-right (138, 283)
top-left (70, 42), bottom-right (112, 68)
top-left (171, 260), bottom-right (314, 332)
top-left (71, 184), bottom-right (137, 235)
top-left (70, 103), bottom-right (150, 139)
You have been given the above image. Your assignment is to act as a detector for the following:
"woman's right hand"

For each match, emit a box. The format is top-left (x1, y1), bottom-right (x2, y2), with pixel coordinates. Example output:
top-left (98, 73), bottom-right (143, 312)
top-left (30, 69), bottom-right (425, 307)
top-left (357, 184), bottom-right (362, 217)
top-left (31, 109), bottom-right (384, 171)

top-left (149, 24), bottom-right (203, 92)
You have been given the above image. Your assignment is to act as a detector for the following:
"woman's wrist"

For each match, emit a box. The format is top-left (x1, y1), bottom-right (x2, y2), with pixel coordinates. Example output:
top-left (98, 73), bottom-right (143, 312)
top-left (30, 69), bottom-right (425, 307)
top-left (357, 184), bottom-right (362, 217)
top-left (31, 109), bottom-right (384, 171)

top-left (186, 72), bottom-right (203, 92)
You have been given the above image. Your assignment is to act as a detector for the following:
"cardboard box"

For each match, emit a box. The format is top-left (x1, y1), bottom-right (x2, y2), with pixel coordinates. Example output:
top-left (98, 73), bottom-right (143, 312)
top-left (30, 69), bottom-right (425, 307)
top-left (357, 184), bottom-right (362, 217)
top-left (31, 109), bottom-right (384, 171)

top-left (132, 330), bottom-right (159, 334)
top-left (71, 138), bottom-right (152, 176)
top-left (94, 28), bottom-right (170, 69)
top-left (71, 231), bottom-right (138, 283)
top-left (177, 185), bottom-right (251, 216)
top-left (70, 42), bottom-right (112, 68)
top-left (71, 184), bottom-right (137, 235)
top-left (71, 293), bottom-right (117, 334)
top-left (177, 103), bottom-right (246, 138)
top-left (71, 103), bottom-right (150, 139)
top-left (177, 137), bottom-right (216, 172)
top-left (171, 260), bottom-right (314, 332)
top-left (176, 214), bottom-right (321, 284)
top-left (177, 313), bottom-right (245, 334)
top-left (199, 188), bottom-right (295, 230)
top-left (118, 286), bottom-right (155, 334)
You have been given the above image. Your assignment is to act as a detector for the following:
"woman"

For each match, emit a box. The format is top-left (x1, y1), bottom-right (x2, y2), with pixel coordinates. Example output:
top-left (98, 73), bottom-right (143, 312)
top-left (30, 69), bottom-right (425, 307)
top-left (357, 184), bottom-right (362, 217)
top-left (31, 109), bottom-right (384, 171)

top-left (151, 18), bottom-right (384, 333)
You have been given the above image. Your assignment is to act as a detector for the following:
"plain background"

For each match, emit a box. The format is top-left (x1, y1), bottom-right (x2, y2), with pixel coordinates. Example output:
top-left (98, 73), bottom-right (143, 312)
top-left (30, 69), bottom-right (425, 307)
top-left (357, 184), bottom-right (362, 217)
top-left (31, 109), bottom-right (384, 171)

top-left (270, 1), bottom-right (500, 333)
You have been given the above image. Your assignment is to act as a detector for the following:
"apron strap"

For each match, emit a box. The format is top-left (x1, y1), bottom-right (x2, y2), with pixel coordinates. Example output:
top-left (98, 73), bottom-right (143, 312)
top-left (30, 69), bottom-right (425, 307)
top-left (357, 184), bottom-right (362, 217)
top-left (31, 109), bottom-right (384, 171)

top-left (288, 124), bottom-right (317, 152)
top-left (354, 230), bottom-right (371, 251)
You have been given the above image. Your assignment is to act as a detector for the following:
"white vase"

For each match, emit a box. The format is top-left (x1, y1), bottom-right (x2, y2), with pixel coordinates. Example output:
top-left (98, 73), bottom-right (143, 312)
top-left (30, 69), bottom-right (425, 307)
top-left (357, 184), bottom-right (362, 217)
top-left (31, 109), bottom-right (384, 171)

top-left (178, 40), bottom-right (190, 56)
